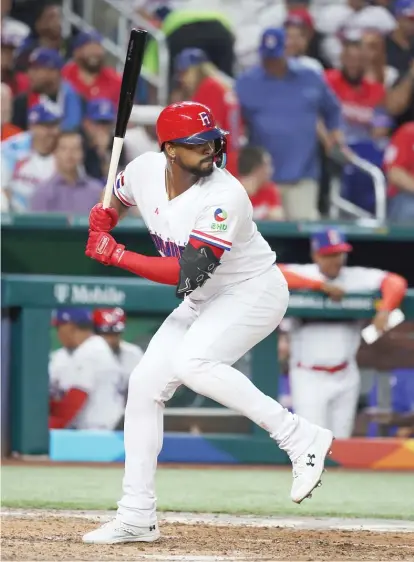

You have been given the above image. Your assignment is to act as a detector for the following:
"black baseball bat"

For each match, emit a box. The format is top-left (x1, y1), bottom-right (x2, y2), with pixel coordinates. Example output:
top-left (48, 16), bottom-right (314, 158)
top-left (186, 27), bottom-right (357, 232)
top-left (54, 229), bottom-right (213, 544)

top-left (103, 28), bottom-right (148, 208)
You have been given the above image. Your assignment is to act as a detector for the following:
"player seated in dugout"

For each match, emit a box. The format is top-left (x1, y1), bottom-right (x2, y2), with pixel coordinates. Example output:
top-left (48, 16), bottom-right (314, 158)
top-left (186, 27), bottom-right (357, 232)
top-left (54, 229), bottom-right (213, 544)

top-left (49, 307), bottom-right (134, 430)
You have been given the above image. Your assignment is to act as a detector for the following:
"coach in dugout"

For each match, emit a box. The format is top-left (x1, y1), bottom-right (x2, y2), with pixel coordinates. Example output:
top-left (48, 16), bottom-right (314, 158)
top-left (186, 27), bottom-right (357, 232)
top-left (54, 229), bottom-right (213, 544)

top-left (279, 227), bottom-right (407, 438)
top-left (49, 307), bottom-right (134, 430)
top-left (236, 27), bottom-right (344, 220)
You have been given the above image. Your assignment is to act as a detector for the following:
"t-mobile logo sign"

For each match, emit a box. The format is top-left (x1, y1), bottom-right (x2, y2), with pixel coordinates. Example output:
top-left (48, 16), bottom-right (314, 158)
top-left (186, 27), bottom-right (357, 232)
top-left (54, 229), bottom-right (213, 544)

top-left (198, 111), bottom-right (212, 127)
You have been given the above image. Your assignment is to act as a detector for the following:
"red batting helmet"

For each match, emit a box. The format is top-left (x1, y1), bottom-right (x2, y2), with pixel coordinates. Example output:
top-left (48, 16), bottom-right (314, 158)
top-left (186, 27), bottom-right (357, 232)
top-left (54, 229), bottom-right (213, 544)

top-left (93, 308), bottom-right (126, 334)
top-left (156, 101), bottom-right (228, 168)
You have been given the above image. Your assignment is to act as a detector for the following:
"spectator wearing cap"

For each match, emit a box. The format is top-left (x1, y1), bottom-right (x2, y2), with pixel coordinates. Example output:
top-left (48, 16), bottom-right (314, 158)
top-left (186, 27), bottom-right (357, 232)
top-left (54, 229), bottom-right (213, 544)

top-left (174, 48), bottom-right (242, 176)
top-left (284, 11), bottom-right (324, 74)
top-left (383, 121), bottom-right (414, 221)
top-left (1, 19), bottom-right (30, 96)
top-left (12, 47), bottom-right (83, 132)
top-left (93, 308), bottom-right (144, 390)
top-left (385, 0), bottom-right (414, 128)
top-left (316, 1), bottom-right (377, 69)
top-left (285, 6), bottom-right (331, 69)
top-left (2, 101), bottom-right (60, 212)
top-left (14, 1), bottom-right (67, 71)
top-left (62, 31), bottom-right (122, 106)
top-left (81, 98), bottom-right (125, 183)
top-left (238, 146), bottom-right (284, 221)
top-left (31, 130), bottom-right (102, 213)
top-left (279, 226), bottom-right (407, 438)
top-left (236, 27), bottom-right (343, 220)
top-left (347, 4), bottom-right (397, 37)
top-left (325, 39), bottom-right (392, 145)
top-left (49, 306), bottom-right (136, 430)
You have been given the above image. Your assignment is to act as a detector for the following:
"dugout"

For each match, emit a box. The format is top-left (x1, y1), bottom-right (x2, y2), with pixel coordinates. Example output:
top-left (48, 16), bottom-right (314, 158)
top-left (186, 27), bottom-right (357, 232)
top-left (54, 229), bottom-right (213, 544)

top-left (1, 214), bottom-right (414, 466)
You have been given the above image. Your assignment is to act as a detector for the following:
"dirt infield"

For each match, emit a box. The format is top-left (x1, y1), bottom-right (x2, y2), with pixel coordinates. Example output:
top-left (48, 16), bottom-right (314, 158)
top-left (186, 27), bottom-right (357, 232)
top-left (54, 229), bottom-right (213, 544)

top-left (2, 513), bottom-right (414, 561)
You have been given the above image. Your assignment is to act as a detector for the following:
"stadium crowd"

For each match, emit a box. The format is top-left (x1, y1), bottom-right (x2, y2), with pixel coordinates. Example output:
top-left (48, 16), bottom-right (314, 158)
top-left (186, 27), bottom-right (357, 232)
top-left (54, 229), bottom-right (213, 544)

top-left (1, 0), bottom-right (414, 221)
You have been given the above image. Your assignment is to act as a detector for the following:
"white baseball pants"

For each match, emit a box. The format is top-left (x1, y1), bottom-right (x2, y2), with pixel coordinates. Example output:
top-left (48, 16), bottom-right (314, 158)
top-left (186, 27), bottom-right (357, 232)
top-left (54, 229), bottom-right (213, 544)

top-left (117, 266), bottom-right (319, 526)
top-left (289, 362), bottom-right (360, 438)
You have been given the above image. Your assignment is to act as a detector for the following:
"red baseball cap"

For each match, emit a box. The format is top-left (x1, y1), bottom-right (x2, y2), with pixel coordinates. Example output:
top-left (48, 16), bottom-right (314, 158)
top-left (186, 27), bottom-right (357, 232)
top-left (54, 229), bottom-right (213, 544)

top-left (156, 101), bottom-right (227, 146)
top-left (156, 101), bottom-right (229, 168)
top-left (93, 308), bottom-right (126, 333)
top-left (285, 8), bottom-right (314, 30)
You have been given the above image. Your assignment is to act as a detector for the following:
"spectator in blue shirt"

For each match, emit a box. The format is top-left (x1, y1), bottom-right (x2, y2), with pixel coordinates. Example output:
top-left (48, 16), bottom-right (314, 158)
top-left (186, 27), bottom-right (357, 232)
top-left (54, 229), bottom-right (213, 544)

top-left (12, 47), bottom-right (83, 132)
top-left (236, 27), bottom-right (343, 220)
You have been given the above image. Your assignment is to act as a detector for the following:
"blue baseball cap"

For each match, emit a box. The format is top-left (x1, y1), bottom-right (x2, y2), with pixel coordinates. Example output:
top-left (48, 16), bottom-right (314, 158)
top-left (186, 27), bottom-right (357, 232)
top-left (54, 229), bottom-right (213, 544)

top-left (85, 98), bottom-right (115, 122)
top-left (394, 0), bottom-right (414, 17)
top-left (52, 308), bottom-right (93, 326)
top-left (175, 48), bottom-right (208, 72)
top-left (259, 27), bottom-right (286, 59)
top-left (311, 228), bottom-right (353, 255)
top-left (73, 30), bottom-right (103, 50)
top-left (29, 47), bottom-right (64, 70)
top-left (28, 102), bottom-right (62, 125)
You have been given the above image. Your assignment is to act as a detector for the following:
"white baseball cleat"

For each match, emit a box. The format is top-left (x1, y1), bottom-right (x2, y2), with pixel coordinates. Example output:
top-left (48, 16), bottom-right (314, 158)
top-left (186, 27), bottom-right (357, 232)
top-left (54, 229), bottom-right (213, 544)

top-left (290, 428), bottom-right (334, 504)
top-left (82, 519), bottom-right (160, 544)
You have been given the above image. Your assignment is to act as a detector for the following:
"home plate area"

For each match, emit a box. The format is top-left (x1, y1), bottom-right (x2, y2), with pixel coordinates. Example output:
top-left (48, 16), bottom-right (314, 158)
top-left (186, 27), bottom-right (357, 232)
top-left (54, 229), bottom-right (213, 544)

top-left (2, 510), bottom-right (414, 561)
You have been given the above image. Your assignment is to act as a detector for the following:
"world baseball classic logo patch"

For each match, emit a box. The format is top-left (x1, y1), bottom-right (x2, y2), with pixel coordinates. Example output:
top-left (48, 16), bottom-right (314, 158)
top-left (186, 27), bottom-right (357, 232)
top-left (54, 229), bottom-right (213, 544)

top-left (214, 208), bottom-right (227, 222)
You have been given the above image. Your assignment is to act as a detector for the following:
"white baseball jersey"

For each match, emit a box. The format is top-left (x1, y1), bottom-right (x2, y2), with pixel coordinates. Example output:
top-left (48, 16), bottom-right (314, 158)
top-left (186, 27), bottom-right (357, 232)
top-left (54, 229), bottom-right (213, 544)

top-left (49, 336), bottom-right (142, 430)
top-left (49, 347), bottom-right (73, 400)
top-left (114, 151), bottom-right (276, 302)
top-left (283, 264), bottom-right (387, 367)
top-left (11, 152), bottom-right (56, 212)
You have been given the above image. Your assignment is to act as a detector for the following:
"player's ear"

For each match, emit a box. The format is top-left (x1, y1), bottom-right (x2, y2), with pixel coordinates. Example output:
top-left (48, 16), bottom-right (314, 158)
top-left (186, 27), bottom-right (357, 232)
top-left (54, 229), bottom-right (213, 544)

top-left (164, 142), bottom-right (176, 160)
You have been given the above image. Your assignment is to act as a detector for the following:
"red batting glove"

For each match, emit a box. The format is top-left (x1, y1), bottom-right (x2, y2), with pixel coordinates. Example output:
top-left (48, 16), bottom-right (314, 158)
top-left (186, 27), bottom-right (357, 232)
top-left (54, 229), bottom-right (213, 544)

top-left (89, 203), bottom-right (119, 232)
top-left (85, 231), bottom-right (125, 266)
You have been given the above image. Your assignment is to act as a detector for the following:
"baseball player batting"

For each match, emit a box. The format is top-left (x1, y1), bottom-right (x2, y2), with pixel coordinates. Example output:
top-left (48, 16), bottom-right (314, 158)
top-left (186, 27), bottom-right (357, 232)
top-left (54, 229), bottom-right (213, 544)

top-left (83, 101), bottom-right (333, 545)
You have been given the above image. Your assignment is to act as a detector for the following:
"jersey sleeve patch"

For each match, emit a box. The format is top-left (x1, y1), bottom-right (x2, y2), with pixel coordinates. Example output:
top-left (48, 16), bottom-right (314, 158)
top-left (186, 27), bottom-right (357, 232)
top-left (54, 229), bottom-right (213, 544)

top-left (113, 171), bottom-right (136, 207)
top-left (190, 229), bottom-right (232, 251)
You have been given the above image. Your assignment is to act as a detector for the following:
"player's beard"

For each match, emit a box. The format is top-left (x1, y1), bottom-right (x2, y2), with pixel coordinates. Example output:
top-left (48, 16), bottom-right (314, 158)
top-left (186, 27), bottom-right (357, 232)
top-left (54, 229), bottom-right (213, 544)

top-left (177, 156), bottom-right (215, 178)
